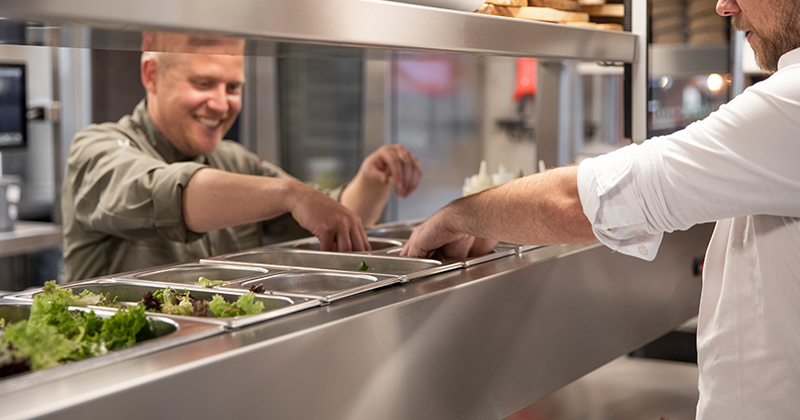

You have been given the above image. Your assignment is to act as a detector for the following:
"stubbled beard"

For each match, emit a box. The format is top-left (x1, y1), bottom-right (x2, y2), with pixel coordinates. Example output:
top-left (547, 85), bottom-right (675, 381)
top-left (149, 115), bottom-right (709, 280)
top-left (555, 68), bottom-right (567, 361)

top-left (732, 7), bottom-right (800, 73)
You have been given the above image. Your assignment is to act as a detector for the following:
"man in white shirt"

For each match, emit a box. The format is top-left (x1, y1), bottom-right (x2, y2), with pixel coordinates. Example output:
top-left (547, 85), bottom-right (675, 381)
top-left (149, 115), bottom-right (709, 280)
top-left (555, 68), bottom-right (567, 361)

top-left (401, 0), bottom-right (800, 418)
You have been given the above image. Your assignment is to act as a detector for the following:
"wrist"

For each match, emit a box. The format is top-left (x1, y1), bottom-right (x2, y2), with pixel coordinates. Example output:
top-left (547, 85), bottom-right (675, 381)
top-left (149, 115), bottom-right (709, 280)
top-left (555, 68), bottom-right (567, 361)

top-left (275, 178), bottom-right (306, 215)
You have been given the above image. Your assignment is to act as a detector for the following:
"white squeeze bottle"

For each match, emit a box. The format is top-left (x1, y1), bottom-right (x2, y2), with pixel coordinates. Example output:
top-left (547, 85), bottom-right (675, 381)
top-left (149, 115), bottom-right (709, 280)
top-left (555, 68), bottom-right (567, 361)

top-left (462, 160), bottom-right (496, 196)
top-left (492, 163), bottom-right (515, 186)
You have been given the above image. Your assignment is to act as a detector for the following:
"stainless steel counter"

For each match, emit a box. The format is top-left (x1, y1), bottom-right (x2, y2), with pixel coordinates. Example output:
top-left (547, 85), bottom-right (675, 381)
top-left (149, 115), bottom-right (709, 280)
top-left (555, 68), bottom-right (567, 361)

top-left (0, 223), bottom-right (712, 420)
top-left (0, 221), bottom-right (61, 258)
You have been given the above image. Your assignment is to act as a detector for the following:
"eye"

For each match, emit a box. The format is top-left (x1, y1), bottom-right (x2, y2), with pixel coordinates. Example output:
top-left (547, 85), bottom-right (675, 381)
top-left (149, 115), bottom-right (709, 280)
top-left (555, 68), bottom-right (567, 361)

top-left (227, 84), bottom-right (243, 95)
top-left (192, 79), bottom-right (214, 90)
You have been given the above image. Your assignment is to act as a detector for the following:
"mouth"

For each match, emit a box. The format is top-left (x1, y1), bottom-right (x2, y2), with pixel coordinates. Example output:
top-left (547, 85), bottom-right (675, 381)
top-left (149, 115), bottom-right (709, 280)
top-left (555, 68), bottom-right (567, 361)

top-left (194, 115), bottom-right (224, 129)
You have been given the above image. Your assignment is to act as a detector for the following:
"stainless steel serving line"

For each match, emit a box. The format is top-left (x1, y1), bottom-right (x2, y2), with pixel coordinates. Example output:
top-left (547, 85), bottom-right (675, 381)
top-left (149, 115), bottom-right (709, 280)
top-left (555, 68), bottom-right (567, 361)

top-left (0, 223), bottom-right (713, 420)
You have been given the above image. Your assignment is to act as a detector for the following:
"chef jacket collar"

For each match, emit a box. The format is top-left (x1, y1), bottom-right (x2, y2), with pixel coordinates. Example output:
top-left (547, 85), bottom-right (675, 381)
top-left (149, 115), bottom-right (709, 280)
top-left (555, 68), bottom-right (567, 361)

top-left (778, 46), bottom-right (800, 71)
top-left (133, 99), bottom-right (208, 165)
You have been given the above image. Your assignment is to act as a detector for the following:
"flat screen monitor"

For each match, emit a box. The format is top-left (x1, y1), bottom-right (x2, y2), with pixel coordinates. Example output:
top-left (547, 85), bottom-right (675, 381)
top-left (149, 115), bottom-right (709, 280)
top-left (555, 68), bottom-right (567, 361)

top-left (0, 63), bottom-right (26, 149)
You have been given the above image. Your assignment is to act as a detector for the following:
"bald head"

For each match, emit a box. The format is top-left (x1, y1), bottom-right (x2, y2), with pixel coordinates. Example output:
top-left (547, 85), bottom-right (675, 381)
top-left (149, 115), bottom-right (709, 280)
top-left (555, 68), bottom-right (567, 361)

top-left (139, 31), bottom-right (245, 157)
top-left (140, 32), bottom-right (245, 73)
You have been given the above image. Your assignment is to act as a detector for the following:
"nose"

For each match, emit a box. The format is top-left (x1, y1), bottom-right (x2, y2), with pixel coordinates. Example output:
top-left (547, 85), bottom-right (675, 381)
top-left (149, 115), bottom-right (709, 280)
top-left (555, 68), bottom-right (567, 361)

top-left (205, 85), bottom-right (229, 114)
top-left (716, 0), bottom-right (739, 16)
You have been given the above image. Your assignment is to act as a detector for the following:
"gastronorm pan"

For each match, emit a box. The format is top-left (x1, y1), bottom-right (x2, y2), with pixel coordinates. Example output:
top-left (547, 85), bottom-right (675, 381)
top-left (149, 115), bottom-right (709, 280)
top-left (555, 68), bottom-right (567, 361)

top-left (7, 279), bottom-right (320, 329)
top-left (118, 263), bottom-right (281, 285)
top-left (272, 237), bottom-right (404, 254)
top-left (221, 271), bottom-right (400, 303)
top-left (0, 301), bottom-right (222, 390)
top-left (203, 249), bottom-right (456, 280)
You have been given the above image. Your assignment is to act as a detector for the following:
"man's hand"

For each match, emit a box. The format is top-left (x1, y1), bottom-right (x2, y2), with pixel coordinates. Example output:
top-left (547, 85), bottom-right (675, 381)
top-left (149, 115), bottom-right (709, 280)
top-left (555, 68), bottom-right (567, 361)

top-left (360, 144), bottom-right (422, 198)
top-left (341, 144), bottom-right (423, 226)
top-left (399, 207), bottom-right (496, 259)
top-left (287, 182), bottom-right (371, 252)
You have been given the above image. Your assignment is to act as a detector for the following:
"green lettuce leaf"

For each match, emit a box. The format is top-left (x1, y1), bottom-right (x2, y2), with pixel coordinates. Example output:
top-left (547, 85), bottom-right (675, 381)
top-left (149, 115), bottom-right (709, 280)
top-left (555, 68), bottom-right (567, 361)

top-left (208, 293), bottom-right (264, 318)
top-left (208, 295), bottom-right (231, 318)
top-left (232, 293), bottom-right (265, 316)
top-left (100, 305), bottom-right (147, 351)
top-left (196, 277), bottom-right (230, 288)
top-left (2, 320), bottom-right (76, 370)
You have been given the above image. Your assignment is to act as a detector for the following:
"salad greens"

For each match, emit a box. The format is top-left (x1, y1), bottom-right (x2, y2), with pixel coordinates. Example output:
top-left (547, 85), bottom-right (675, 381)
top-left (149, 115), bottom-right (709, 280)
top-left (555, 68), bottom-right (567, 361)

top-left (143, 287), bottom-right (264, 318)
top-left (1, 278), bottom-right (267, 380)
top-left (0, 281), bottom-right (149, 376)
top-left (41, 280), bottom-right (117, 307)
top-left (196, 277), bottom-right (230, 288)
top-left (208, 293), bottom-right (264, 318)
top-left (357, 260), bottom-right (369, 271)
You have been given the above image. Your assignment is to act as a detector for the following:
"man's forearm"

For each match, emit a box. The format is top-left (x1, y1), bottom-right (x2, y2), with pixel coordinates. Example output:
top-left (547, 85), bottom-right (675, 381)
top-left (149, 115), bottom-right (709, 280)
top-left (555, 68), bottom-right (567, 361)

top-left (182, 168), bottom-right (293, 233)
top-left (339, 174), bottom-right (391, 227)
top-left (445, 166), bottom-right (596, 246)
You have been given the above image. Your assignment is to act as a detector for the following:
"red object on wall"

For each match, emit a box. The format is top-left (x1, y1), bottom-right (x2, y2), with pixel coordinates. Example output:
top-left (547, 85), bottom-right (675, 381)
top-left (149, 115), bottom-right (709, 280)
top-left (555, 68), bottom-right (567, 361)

top-left (397, 57), bottom-right (460, 96)
top-left (513, 58), bottom-right (538, 102)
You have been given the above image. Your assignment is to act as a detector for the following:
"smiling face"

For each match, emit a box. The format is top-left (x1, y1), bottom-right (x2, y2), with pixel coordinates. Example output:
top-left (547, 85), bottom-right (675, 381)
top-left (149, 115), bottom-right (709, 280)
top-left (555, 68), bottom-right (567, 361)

top-left (142, 34), bottom-right (245, 157)
top-left (717, 0), bottom-right (800, 72)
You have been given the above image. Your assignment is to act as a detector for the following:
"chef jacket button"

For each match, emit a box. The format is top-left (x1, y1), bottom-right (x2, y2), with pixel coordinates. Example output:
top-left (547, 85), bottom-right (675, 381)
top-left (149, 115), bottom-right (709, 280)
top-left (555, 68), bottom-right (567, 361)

top-left (637, 235), bottom-right (647, 242)
top-left (638, 245), bottom-right (649, 256)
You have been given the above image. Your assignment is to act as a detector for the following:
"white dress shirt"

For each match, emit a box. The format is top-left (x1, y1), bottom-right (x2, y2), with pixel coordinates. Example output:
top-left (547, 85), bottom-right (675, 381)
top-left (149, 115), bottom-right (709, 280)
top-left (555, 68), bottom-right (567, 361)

top-left (577, 47), bottom-right (800, 419)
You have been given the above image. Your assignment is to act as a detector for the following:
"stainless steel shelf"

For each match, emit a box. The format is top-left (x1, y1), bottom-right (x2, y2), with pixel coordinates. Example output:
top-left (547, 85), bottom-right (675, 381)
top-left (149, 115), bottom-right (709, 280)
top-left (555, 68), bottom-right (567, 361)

top-left (1, 0), bottom-right (637, 62)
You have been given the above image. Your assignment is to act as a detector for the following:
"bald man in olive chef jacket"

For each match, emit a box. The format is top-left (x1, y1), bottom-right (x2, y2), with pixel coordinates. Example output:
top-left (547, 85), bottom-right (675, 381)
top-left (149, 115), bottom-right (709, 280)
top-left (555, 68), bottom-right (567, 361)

top-left (62, 32), bottom-right (422, 282)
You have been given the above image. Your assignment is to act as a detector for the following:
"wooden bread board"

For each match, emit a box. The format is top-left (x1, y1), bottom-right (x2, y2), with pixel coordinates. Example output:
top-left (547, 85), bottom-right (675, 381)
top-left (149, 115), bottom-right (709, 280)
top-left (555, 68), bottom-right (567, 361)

top-left (562, 21), bottom-right (623, 30)
top-left (579, 4), bottom-right (624, 17)
top-left (528, 0), bottom-right (581, 12)
top-left (485, 0), bottom-right (527, 7)
top-left (475, 3), bottom-right (514, 16)
top-left (507, 6), bottom-right (590, 22)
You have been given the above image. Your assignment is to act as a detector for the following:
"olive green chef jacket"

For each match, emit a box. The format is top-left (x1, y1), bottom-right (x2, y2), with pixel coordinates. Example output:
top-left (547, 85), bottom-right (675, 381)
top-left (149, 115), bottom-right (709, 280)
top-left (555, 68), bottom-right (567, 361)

top-left (62, 100), bottom-right (341, 283)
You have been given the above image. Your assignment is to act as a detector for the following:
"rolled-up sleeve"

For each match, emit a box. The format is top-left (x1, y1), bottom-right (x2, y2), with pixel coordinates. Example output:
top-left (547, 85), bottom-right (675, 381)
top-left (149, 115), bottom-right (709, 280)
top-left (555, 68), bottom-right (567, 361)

top-left (578, 146), bottom-right (665, 261)
top-left (577, 63), bottom-right (800, 261)
top-left (68, 128), bottom-right (206, 243)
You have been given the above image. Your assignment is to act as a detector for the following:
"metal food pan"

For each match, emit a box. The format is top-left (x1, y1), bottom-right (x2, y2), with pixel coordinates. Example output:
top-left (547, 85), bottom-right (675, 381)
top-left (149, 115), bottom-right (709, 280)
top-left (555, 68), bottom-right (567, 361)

top-left (0, 301), bottom-right (223, 389)
top-left (272, 237), bottom-right (404, 254)
top-left (119, 263), bottom-right (280, 285)
top-left (204, 249), bottom-right (452, 278)
top-left (8, 280), bottom-right (320, 330)
top-left (366, 224), bottom-right (524, 265)
top-left (221, 271), bottom-right (401, 303)
top-left (366, 225), bottom-right (416, 240)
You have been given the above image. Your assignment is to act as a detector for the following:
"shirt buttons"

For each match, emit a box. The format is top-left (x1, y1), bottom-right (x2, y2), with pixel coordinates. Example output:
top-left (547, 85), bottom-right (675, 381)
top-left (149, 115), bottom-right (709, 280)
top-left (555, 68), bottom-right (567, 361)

top-left (638, 245), bottom-right (649, 256)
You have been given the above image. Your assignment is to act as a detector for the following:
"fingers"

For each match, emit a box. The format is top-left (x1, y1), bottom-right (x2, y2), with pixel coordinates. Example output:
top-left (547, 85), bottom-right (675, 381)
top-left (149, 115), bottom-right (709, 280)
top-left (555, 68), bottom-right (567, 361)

top-left (368, 145), bottom-right (422, 197)
top-left (318, 230), bottom-right (336, 252)
top-left (334, 224), bottom-right (354, 252)
top-left (400, 233), bottom-right (434, 258)
top-left (440, 236), bottom-right (475, 259)
top-left (394, 147), bottom-right (422, 197)
top-left (400, 218), bottom-right (452, 258)
top-left (346, 222), bottom-right (371, 252)
top-left (392, 146), bottom-right (421, 197)
top-left (291, 186), bottom-right (370, 253)
top-left (468, 238), bottom-right (497, 257)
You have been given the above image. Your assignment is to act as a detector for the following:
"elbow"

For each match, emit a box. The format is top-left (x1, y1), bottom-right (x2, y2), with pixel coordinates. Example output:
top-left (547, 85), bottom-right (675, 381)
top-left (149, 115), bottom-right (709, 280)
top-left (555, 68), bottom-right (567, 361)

top-left (554, 195), bottom-right (597, 243)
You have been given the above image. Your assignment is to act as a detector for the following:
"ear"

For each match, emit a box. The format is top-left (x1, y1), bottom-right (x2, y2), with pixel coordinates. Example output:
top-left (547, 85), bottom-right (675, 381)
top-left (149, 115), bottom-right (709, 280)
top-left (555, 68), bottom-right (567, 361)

top-left (141, 57), bottom-right (157, 95)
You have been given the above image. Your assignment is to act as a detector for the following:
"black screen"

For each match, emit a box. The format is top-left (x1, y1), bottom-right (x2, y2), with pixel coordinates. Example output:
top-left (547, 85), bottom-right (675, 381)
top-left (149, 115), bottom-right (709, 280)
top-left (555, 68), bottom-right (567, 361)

top-left (0, 64), bottom-right (26, 149)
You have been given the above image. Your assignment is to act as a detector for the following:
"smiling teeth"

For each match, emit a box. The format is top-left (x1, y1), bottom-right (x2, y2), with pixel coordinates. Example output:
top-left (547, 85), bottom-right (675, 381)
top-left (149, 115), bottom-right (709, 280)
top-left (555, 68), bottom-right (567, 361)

top-left (196, 116), bottom-right (221, 127)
